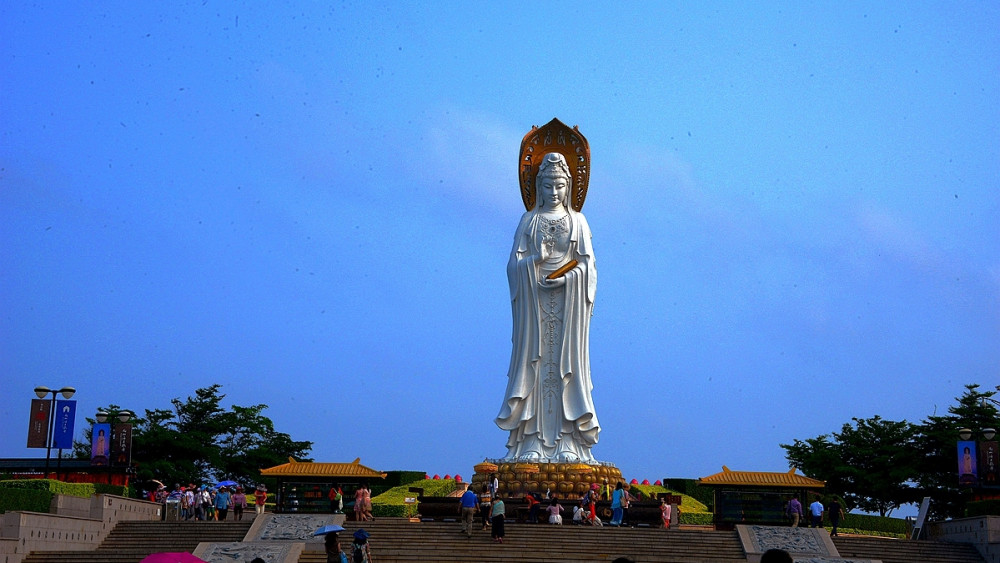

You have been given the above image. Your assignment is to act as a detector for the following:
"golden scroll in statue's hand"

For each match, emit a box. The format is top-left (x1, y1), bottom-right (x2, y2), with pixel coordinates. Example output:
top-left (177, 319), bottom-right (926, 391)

top-left (546, 259), bottom-right (579, 280)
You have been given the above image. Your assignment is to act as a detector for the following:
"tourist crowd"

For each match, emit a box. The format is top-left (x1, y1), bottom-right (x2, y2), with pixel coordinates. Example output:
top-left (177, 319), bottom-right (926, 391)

top-left (153, 482), bottom-right (268, 520)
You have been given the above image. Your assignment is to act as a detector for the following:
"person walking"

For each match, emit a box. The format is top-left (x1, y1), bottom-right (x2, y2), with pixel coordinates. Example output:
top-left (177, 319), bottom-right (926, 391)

top-left (479, 491), bottom-right (492, 530)
top-left (809, 498), bottom-right (824, 528)
top-left (325, 533), bottom-right (348, 563)
top-left (828, 498), bottom-right (845, 536)
top-left (253, 485), bottom-right (267, 515)
top-left (459, 486), bottom-right (479, 538)
top-left (350, 529), bottom-right (373, 563)
top-left (354, 486), bottom-right (365, 521)
top-left (490, 493), bottom-right (506, 543)
top-left (232, 486), bottom-right (247, 521)
top-left (786, 496), bottom-right (803, 527)
top-left (215, 486), bottom-right (232, 521)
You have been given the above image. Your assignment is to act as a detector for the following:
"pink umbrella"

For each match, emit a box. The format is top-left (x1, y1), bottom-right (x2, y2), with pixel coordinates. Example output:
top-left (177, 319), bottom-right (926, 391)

top-left (140, 553), bottom-right (207, 563)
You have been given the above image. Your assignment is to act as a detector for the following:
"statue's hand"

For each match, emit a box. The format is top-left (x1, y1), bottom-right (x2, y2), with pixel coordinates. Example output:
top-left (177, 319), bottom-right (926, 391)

top-left (541, 276), bottom-right (567, 288)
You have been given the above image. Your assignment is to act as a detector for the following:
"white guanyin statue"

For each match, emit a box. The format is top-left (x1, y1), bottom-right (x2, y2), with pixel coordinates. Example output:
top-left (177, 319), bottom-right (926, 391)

top-left (496, 125), bottom-right (601, 463)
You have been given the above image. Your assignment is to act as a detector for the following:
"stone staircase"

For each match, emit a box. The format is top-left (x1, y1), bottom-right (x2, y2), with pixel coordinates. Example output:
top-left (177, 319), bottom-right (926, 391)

top-left (298, 519), bottom-right (747, 562)
top-left (19, 518), bottom-right (988, 563)
top-left (833, 535), bottom-right (985, 563)
top-left (22, 520), bottom-right (254, 563)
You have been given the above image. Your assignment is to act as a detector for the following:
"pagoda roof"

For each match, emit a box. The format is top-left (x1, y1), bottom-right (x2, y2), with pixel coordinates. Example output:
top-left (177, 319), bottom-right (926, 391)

top-left (260, 457), bottom-right (387, 479)
top-left (697, 466), bottom-right (824, 488)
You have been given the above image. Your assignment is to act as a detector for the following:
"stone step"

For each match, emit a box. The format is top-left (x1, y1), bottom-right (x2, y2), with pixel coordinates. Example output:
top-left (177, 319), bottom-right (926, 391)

top-left (833, 535), bottom-right (985, 563)
top-left (301, 519), bottom-right (747, 563)
top-left (23, 520), bottom-right (256, 563)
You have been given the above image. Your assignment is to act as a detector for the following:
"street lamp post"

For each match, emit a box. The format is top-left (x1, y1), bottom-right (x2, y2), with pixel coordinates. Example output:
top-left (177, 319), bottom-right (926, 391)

top-left (95, 409), bottom-right (133, 484)
top-left (33, 386), bottom-right (76, 479)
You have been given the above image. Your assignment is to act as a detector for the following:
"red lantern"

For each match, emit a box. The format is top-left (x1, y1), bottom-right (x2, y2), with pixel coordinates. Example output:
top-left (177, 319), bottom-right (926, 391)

top-left (455, 474), bottom-right (463, 482)
top-left (433, 474), bottom-right (441, 480)
top-left (630, 478), bottom-right (639, 485)
top-left (641, 479), bottom-right (650, 485)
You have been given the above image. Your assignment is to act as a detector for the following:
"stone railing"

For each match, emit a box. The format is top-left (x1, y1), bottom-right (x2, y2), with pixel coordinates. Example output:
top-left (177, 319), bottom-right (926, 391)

top-left (927, 516), bottom-right (1000, 563)
top-left (0, 494), bottom-right (160, 563)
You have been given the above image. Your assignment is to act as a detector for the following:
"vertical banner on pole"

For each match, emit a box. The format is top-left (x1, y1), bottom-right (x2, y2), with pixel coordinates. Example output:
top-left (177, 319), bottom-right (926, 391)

top-left (980, 441), bottom-right (999, 486)
top-left (91, 423), bottom-right (111, 466)
top-left (958, 440), bottom-right (979, 486)
top-left (112, 424), bottom-right (133, 466)
top-left (52, 400), bottom-right (77, 450)
top-left (27, 399), bottom-right (51, 448)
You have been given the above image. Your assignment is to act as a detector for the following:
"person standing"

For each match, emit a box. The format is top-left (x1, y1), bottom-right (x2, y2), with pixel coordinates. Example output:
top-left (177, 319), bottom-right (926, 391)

top-left (828, 498), bottom-right (845, 536)
top-left (786, 496), bottom-right (803, 527)
top-left (459, 486), bottom-right (479, 537)
top-left (622, 484), bottom-right (635, 527)
top-left (660, 498), bottom-right (672, 529)
top-left (215, 486), bottom-right (232, 521)
top-left (809, 498), bottom-right (824, 528)
top-left (182, 486), bottom-right (194, 520)
top-left (610, 482), bottom-right (625, 526)
top-left (491, 493), bottom-right (506, 543)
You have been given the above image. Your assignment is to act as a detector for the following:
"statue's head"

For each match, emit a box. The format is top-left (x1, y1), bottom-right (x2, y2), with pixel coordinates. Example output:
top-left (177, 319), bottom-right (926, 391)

top-left (535, 152), bottom-right (572, 210)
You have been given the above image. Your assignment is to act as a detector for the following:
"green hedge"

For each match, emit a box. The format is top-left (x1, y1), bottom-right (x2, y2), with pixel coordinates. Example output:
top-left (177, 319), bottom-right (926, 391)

top-left (628, 484), bottom-right (710, 513)
top-left (838, 513), bottom-right (909, 537)
top-left (93, 483), bottom-right (130, 497)
top-left (966, 500), bottom-right (1000, 517)
top-left (679, 511), bottom-right (714, 525)
top-left (0, 479), bottom-right (92, 498)
top-left (371, 478), bottom-right (458, 518)
top-left (0, 488), bottom-right (53, 514)
top-left (662, 478), bottom-right (714, 508)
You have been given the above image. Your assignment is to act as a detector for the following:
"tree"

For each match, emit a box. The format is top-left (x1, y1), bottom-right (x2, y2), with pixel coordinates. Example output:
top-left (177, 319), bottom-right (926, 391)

top-left (913, 384), bottom-right (1000, 519)
top-left (782, 415), bottom-right (921, 516)
top-left (73, 384), bottom-right (312, 489)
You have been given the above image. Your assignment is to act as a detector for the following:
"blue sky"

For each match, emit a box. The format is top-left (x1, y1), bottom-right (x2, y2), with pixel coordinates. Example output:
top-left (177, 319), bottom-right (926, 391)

top-left (2, 2), bottom-right (997, 493)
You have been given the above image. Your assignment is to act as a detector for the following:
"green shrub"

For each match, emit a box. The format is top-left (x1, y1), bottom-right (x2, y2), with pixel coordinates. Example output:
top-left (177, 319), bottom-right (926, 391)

top-left (0, 479), bottom-right (53, 491)
top-left (967, 499), bottom-right (1000, 517)
top-left (371, 478), bottom-right (458, 518)
top-left (628, 484), bottom-right (709, 513)
top-left (93, 483), bottom-right (130, 497)
top-left (662, 478), bottom-right (714, 507)
top-left (0, 479), bottom-right (94, 499)
top-left (0, 488), bottom-right (53, 513)
top-left (840, 513), bottom-right (909, 537)
top-left (680, 511), bottom-right (714, 525)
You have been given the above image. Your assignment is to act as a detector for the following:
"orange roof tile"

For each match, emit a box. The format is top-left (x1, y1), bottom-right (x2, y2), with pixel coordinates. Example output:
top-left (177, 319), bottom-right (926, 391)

top-left (260, 457), bottom-right (387, 479)
top-left (697, 466), bottom-right (824, 488)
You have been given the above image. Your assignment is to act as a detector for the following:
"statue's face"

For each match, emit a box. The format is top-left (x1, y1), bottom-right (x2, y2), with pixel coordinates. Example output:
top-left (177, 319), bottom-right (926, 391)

top-left (539, 175), bottom-right (569, 210)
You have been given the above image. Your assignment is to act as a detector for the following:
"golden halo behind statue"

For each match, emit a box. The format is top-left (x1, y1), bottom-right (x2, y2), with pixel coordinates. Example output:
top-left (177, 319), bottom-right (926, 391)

top-left (519, 118), bottom-right (590, 212)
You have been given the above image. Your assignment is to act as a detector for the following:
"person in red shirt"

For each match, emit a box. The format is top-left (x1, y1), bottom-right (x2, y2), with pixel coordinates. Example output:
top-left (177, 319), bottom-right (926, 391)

top-left (253, 485), bottom-right (268, 516)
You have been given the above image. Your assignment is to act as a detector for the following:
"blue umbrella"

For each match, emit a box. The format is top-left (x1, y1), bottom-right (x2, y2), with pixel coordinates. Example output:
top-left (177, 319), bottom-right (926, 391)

top-left (216, 480), bottom-right (238, 488)
top-left (313, 524), bottom-right (345, 536)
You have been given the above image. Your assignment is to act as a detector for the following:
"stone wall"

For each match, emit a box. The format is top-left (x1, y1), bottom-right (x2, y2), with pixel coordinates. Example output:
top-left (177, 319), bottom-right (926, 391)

top-left (928, 516), bottom-right (1000, 563)
top-left (0, 494), bottom-right (160, 563)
